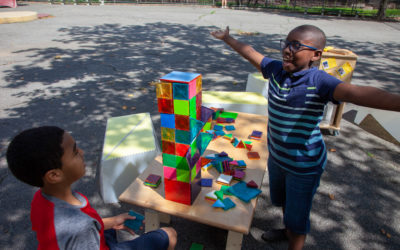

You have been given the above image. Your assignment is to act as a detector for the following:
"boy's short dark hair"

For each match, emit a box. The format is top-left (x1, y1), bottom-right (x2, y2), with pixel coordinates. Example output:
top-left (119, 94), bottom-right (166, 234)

top-left (6, 126), bottom-right (65, 187)
top-left (291, 24), bottom-right (326, 50)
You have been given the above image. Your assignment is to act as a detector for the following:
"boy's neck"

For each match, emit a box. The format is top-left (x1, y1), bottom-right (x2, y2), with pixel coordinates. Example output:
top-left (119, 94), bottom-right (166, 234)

top-left (41, 184), bottom-right (82, 206)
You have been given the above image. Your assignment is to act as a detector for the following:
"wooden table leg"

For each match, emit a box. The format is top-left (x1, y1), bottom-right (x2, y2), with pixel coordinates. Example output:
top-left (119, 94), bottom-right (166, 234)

top-left (144, 209), bottom-right (160, 233)
top-left (160, 213), bottom-right (171, 224)
top-left (226, 230), bottom-right (243, 250)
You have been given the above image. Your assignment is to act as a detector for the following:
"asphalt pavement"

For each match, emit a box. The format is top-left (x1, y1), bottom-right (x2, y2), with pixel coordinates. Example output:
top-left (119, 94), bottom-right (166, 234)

top-left (0, 3), bottom-right (399, 250)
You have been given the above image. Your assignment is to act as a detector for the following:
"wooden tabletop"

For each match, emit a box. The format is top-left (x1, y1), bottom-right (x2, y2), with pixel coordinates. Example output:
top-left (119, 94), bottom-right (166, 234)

top-left (119, 111), bottom-right (268, 234)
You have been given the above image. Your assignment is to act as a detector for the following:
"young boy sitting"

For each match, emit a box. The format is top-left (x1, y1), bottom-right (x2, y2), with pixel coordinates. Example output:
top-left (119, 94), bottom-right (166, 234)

top-left (211, 25), bottom-right (400, 250)
top-left (6, 126), bottom-right (177, 250)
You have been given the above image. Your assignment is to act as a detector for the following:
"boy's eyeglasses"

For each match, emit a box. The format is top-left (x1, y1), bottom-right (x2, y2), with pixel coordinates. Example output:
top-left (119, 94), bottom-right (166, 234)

top-left (280, 40), bottom-right (317, 53)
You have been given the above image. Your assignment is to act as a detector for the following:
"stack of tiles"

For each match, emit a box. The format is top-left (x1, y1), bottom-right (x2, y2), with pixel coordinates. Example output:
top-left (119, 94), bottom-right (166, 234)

top-left (144, 174), bottom-right (161, 188)
top-left (157, 71), bottom-right (214, 205)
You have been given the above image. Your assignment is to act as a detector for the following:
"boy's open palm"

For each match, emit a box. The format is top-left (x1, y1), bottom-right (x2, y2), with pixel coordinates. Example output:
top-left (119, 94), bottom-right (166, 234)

top-left (211, 26), bottom-right (229, 40)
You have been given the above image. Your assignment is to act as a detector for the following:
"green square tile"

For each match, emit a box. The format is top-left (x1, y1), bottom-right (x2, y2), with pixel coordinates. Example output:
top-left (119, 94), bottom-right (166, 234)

top-left (203, 122), bottom-right (211, 131)
top-left (161, 127), bottom-right (175, 142)
top-left (191, 166), bottom-right (198, 182)
top-left (176, 169), bottom-right (190, 182)
top-left (174, 99), bottom-right (189, 115)
top-left (176, 155), bottom-right (189, 170)
top-left (189, 96), bottom-right (197, 119)
top-left (190, 138), bottom-right (197, 158)
top-left (162, 153), bottom-right (176, 168)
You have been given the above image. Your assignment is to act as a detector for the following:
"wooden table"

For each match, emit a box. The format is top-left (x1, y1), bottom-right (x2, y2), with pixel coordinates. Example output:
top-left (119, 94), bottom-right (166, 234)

top-left (119, 112), bottom-right (268, 249)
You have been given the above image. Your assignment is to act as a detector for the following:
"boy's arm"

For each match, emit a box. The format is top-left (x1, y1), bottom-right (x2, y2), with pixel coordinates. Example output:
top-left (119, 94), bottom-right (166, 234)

top-left (211, 26), bottom-right (264, 71)
top-left (333, 83), bottom-right (400, 111)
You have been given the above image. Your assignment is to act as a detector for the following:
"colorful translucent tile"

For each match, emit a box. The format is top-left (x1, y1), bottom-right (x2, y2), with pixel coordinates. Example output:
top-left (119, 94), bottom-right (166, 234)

top-left (191, 166), bottom-right (198, 181)
top-left (188, 79), bottom-right (197, 99)
top-left (196, 92), bottom-right (202, 107)
top-left (175, 115), bottom-right (190, 131)
top-left (174, 99), bottom-right (189, 115)
top-left (220, 185), bottom-right (233, 196)
top-left (162, 140), bottom-right (175, 155)
top-left (190, 138), bottom-right (197, 158)
top-left (164, 178), bottom-right (192, 205)
top-left (162, 153), bottom-right (176, 167)
top-left (190, 242), bottom-right (204, 250)
top-left (202, 122), bottom-right (211, 132)
top-left (200, 178), bottom-right (212, 187)
top-left (223, 134), bottom-right (233, 140)
top-left (215, 130), bottom-right (225, 136)
top-left (219, 111), bottom-right (238, 119)
top-left (215, 190), bottom-right (224, 200)
top-left (197, 132), bottom-right (213, 155)
top-left (227, 181), bottom-right (261, 203)
top-left (156, 82), bottom-right (172, 99)
top-left (157, 98), bottom-right (174, 114)
top-left (196, 106), bottom-right (202, 121)
top-left (160, 71), bottom-right (201, 83)
top-left (175, 129), bottom-right (191, 144)
top-left (212, 199), bottom-right (225, 208)
top-left (176, 169), bottom-right (190, 182)
top-left (247, 151), bottom-right (260, 160)
top-left (237, 160), bottom-right (246, 167)
top-left (176, 143), bottom-right (190, 157)
top-left (232, 137), bottom-right (240, 147)
top-left (225, 125), bottom-right (235, 131)
top-left (190, 118), bottom-right (205, 140)
top-left (173, 82), bottom-right (189, 100)
top-left (216, 174), bottom-right (232, 186)
top-left (246, 180), bottom-right (258, 189)
top-left (214, 125), bottom-right (223, 131)
top-left (124, 210), bottom-right (144, 233)
top-left (205, 190), bottom-right (217, 202)
top-left (176, 155), bottom-right (189, 170)
top-left (196, 76), bottom-right (202, 93)
top-left (164, 166), bottom-right (177, 180)
top-left (196, 159), bottom-right (202, 172)
top-left (201, 106), bottom-right (214, 123)
top-left (161, 127), bottom-right (175, 142)
top-left (189, 96), bottom-right (197, 119)
top-left (222, 197), bottom-right (236, 211)
top-left (160, 113), bottom-right (175, 129)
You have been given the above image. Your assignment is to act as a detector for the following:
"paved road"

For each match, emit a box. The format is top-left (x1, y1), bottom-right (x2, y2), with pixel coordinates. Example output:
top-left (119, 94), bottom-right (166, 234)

top-left (0, 3), bottom-right (399, 250)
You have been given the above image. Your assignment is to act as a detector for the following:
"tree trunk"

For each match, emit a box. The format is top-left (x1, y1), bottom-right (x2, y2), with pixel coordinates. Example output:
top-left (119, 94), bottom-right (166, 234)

top-left (377, 0), bottom-right (389, 20)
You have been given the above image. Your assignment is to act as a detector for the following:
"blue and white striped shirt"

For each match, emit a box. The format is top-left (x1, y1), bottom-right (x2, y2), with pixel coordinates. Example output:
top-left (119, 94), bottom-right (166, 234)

top-left (261, 57), bottom-right (342, 175)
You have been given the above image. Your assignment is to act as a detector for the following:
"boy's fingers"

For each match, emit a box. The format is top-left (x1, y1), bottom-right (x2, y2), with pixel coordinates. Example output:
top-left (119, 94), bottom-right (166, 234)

top-left (124, 227), bottom-right (136, 236)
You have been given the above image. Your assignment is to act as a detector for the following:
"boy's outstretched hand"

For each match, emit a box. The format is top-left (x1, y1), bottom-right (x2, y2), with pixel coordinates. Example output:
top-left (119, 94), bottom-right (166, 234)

top-left (211, 26), bottom-right (230, 40)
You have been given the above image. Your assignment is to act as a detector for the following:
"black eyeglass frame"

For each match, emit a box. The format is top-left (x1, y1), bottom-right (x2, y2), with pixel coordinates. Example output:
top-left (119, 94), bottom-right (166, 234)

top-left (280, 40), bottom-right (318, 53)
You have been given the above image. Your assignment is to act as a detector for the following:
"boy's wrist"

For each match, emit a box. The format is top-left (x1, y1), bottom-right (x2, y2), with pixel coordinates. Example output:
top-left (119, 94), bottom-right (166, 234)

top-left (222, 35), bottom-right (233, 43)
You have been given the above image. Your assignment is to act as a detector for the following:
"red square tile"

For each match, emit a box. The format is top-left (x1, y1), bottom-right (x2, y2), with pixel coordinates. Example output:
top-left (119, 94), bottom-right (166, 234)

top-left (162, 140), bottom-right (175, 155)
top-left (164, 179), bottom-right (191, 205)
top-left (176, 143), bottom-right (190, 157)
top-left (158, 98), bottom-right (174, 114)
top-left (175, 115), bottom-right (190, 131)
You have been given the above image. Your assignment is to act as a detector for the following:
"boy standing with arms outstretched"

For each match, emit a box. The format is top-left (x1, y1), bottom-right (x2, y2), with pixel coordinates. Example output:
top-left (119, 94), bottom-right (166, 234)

top-left (211, 25), bottom-right (400, 250)
top-left (6, 126), bottom-right (177, 250)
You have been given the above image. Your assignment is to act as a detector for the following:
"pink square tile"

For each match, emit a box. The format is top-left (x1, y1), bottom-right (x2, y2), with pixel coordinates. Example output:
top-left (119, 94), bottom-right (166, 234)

top-left (188, 79), bottom-right (197, 99)
top-left (164, 166), bottom-right (177, 180)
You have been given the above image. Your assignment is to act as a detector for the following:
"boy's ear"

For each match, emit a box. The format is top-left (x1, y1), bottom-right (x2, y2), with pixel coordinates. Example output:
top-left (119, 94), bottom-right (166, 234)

top-left (311, 50), bottom-right (323, 62)
top-left (43, 169), bottom-right (63, 184)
